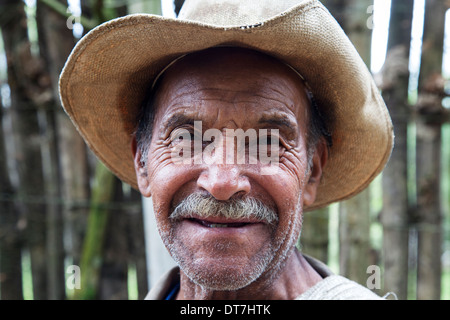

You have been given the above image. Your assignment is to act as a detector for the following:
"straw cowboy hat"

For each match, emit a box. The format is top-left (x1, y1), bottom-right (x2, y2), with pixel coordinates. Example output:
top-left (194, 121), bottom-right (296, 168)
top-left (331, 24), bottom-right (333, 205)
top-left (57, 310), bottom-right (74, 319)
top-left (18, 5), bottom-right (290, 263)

top-left (59, 0), bottom-right (394, 211)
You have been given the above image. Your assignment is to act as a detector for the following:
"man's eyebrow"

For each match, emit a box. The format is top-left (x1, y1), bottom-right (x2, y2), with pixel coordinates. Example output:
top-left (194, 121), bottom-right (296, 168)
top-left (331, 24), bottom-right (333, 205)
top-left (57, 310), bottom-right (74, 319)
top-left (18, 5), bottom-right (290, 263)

top-left (163, 113), bottom-right (196, 130)
top-left (258, 115), bottom-right (297, 134)
top-left (162, 113), bottom-right (298, 136)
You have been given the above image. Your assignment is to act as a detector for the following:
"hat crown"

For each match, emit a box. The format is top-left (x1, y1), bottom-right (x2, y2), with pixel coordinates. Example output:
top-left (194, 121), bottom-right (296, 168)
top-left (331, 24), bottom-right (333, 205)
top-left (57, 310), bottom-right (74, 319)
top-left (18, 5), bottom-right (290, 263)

top-left (178, 0), bottom-right (306, 26)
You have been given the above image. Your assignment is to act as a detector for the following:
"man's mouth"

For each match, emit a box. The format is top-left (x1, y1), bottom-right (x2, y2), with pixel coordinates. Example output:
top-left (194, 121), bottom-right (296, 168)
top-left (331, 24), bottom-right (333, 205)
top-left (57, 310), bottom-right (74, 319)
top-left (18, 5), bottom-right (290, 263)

top-left (188, 218), bottom-right (254, 228)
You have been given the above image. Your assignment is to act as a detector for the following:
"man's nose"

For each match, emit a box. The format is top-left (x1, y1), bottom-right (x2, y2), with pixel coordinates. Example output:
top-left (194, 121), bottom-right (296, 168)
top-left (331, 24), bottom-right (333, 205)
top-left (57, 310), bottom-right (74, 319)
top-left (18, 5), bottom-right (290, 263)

top-left (197, 164), bottom-right (251, 201)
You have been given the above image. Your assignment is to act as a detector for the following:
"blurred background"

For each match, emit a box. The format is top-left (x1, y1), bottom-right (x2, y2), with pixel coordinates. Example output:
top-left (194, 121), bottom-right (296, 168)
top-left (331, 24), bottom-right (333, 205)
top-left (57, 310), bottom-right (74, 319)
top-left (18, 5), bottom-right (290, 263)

top-left (0, 0), bottom-right (449, 300)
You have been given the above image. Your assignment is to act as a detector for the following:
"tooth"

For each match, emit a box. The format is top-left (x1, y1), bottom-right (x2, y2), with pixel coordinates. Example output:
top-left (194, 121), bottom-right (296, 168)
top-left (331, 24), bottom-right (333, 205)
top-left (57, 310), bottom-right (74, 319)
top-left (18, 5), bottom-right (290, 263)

top-left (209, 224), bottom-right (228, 228)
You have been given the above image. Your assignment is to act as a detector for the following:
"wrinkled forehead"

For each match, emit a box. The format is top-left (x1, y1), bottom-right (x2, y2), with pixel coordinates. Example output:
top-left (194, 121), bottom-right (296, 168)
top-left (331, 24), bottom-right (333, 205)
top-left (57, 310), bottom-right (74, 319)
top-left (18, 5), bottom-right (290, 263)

top-left (151, 47), bottom-right (312, 120)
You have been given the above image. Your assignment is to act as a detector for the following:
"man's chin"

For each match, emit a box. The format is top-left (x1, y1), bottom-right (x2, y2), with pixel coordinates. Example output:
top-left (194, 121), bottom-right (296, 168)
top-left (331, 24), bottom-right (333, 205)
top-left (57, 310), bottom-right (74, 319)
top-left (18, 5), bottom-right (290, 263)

top-left (181, 262), bottom-right (263, 291)
top-left (162, 223), bottom-right (278, 291)
top-left (171, 247), bottom-right (275, 291)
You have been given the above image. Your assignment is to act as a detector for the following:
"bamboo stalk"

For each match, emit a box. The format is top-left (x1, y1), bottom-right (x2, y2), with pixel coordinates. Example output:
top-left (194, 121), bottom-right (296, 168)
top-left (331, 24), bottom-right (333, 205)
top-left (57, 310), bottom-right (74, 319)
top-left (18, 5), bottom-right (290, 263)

top-left (73, 162), bottom-right (116, 300)
top-left (0, 80), bottom-right (23, 300)
top-left (415, 0), bottom-right (446, 300)
top-left (380, 0), bottom-right (415, 300)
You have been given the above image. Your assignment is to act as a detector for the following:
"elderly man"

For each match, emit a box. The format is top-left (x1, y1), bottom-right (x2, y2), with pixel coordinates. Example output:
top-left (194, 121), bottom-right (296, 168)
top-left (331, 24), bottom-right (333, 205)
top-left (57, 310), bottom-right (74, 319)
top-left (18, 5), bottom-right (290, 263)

top-left (59, 0), bottom-right (393, 300)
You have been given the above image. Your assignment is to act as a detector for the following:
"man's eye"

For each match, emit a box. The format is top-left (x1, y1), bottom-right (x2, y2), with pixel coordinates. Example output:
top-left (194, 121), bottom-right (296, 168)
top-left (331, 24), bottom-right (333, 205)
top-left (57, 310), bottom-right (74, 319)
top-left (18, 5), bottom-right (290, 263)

top-left (170, 128), bottom-right (193, 144)
top-left (259, 134), bottom-right (279, 146)
top-left (169, 128), bottom-right (205, 146)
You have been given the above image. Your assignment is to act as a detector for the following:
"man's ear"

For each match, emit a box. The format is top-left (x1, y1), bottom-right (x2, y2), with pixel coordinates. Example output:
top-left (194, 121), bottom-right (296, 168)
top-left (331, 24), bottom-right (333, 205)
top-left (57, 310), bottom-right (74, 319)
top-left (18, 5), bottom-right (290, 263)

top-left (303, 139), bottom-right (328, 207)
top-left (131, 135), bottom-right (151, 197)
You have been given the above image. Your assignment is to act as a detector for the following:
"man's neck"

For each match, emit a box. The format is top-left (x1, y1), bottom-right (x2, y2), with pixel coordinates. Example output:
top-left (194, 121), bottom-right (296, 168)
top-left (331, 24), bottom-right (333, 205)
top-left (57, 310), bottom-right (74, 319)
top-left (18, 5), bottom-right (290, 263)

top-left (175, 250), bottom-right (323, 300)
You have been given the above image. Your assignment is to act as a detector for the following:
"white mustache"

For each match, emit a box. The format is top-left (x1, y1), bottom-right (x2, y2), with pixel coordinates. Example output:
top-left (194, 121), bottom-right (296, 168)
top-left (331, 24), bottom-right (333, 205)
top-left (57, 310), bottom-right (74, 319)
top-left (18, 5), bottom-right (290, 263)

top-left (170, 193), bottom-right (278, 225)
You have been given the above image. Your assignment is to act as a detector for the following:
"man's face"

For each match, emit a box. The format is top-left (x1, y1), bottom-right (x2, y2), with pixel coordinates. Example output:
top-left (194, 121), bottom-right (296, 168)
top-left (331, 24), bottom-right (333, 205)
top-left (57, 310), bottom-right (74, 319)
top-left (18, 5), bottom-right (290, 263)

top-left (134, 48), bottom-right (325, 291)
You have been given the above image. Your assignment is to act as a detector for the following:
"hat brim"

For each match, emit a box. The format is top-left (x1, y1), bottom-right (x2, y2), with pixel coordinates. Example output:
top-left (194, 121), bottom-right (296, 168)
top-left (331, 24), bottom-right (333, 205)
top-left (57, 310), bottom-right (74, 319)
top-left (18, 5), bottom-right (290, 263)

top-left (59, 1), bottom-right (393, 211)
